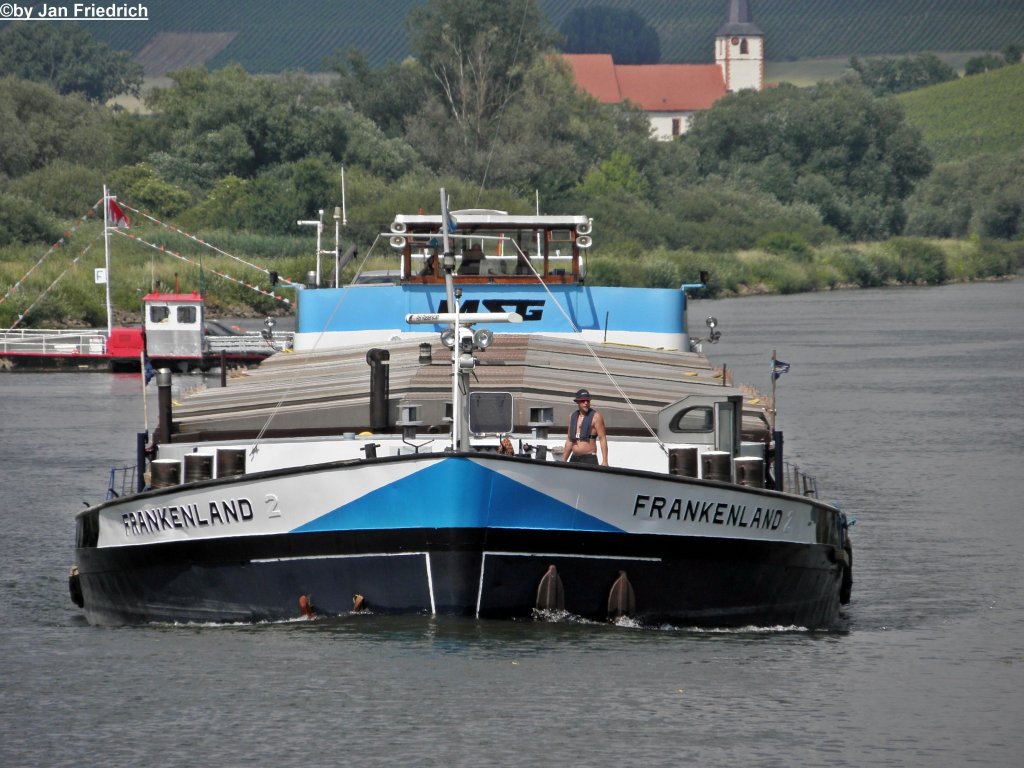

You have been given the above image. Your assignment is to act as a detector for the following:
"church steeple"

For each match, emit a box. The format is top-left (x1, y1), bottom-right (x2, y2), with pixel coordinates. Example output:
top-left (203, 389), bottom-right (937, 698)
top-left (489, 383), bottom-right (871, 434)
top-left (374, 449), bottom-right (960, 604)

top-left (715, 0), bottom-right (764, 93)
top-left (716, 0), bottom-right (762, 37)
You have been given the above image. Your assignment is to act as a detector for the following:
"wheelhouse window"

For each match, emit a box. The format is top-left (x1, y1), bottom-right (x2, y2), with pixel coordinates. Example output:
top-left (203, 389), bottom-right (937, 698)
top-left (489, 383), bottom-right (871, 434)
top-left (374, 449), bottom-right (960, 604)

top-left (177, 306), bottom-right (198, 324)
top-left (149, 305), bottom-right (169, 323)
top-left (669, 406), bottom-right (714, 433)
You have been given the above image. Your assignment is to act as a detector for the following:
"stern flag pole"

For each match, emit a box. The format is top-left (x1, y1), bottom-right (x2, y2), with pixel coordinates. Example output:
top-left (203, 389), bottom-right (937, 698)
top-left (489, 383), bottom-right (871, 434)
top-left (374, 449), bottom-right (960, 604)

top-left (770, 350), bottom-right (791, 429)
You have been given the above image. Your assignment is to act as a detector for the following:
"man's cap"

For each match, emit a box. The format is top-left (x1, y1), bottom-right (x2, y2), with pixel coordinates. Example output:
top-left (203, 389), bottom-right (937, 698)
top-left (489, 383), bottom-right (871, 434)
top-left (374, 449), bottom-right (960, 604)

top-left (573, 388), bottom-right (591, 402)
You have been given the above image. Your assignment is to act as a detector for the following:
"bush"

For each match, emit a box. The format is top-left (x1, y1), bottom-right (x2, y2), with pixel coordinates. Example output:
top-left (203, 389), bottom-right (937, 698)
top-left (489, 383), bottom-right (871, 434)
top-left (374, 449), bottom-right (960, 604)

top-left (109, 164), bottom-right (193, 218)
top-left (819, 245), bottom-right (883, 287)
top-left (874, 237), bottom-right (949, 284)
top-left (586, 257), bottom-right (632, 287)
top-left (755, 231), bottom-right (814, 262)
top-left (5, 161), bottom-right (107, 219)
top-left (736, 251), bottom-right (816, 294)
top-left (0, 193), bottom-right (64, 246)
top-left (640, 256), bottom-right (681, 288)
top-left (945, 237), bottom-right (1019, 279)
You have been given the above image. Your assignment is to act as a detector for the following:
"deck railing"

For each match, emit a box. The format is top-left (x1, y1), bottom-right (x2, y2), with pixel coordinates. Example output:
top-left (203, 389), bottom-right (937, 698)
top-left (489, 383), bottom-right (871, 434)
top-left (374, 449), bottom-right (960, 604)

top-left (781, 460), bottom-right (819, 498)
top-left (0, 329), bottom-right (108, 355)
top-left (1, 329), bottom-right (293, 355)
top-left (106, 464), bottom-right (137, 500)
top-left (206, 332), bottom-right (293, 353)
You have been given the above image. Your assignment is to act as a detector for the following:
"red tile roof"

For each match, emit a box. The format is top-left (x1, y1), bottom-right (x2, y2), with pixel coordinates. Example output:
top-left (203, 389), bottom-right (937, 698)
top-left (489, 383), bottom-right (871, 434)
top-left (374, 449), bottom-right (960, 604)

top-left (563, 55), bottom-right (727, 112)
top-left (561, 54), bottom-right (622, 103)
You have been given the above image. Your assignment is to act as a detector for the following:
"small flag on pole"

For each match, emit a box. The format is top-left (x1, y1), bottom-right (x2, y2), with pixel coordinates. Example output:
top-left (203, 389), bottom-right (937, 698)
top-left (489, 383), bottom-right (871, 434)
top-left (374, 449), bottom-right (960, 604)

top-left (771, 357), bottom-right (791, 380)
top-left (108, 198), bottom-right (130, 228)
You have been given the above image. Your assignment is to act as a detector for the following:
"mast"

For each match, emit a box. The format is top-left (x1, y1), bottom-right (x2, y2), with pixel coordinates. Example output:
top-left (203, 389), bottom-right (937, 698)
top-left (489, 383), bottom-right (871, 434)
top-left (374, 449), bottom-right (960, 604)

top-left (401, 189), bottom-right (522, 452)
top-left (438, 188), bottom-right (464, 450)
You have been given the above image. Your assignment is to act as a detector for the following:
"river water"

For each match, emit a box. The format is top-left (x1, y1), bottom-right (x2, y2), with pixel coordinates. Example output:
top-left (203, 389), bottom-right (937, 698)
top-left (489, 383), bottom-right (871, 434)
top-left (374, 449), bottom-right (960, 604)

top-left (1, 280), bottom-right (1021, 767)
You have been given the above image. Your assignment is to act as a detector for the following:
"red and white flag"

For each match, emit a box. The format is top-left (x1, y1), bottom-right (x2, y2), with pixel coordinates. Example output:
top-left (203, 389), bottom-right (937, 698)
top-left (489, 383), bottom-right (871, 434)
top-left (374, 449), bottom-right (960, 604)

top-left (107, 198), bottom-right (130, 228)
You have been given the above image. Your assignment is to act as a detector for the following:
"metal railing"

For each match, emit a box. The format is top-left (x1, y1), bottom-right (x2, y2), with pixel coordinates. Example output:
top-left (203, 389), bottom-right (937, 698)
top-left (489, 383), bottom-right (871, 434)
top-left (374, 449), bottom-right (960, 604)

top-left (206, 332), bottom-right (293, 353)
top-left (0, 328), bottom-right (108, 355)
top-left (106, 464), bottom-right (137, 500)
top-left (781, 460), bottom-right (819, 498)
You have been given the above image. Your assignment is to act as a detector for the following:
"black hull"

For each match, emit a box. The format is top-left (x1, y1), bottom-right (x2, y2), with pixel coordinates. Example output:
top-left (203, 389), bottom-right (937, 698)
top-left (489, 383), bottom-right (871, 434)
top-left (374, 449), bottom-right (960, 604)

top-left (76, 528), bottom-right (844, 628)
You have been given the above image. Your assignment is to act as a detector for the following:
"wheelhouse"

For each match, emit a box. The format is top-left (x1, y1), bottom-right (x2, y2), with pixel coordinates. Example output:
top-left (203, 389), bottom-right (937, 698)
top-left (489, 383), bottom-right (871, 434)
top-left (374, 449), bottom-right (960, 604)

top-left (389, 210), bottom-right (592, 284)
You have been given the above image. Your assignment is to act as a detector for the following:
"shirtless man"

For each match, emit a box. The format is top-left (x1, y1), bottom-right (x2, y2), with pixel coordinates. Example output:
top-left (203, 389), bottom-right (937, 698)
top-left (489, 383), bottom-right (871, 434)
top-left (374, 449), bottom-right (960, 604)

top-left (561, 389), bottom-right (608, 466)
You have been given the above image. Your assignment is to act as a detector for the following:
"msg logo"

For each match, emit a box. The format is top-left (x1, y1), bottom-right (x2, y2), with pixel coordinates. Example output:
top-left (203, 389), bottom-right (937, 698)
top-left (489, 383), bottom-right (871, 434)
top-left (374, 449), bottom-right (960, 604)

top-left (436, 299), bottom-right (544, 321)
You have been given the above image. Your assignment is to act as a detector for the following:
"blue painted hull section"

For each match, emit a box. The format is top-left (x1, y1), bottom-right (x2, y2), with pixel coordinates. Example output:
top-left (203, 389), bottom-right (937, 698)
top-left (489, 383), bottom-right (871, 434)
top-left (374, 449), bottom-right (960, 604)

top-left (292, 458), bottom-right (623, 534)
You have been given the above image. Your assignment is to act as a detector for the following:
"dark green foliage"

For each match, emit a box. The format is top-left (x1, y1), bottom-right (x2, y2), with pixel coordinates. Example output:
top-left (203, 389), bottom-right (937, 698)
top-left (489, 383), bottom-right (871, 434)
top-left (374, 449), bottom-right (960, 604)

top-left (881, 237), bottom-right (948, 284)
top-left (0, 77), bottom-right (114, 179)
top-left (756, 232), bottom-right (814, 262)
top-left (141, 66), bottom-right (421, 196)
top-left (819, 246), bottom-right (884, 287)
top-left (5, 161), bottom-right (107, 219)
top-left (905, 150), bottom-right (1024, 240)
top-left (685, 83), bottom-right (932, 239)
top-left (404, 55), bottom-right (651, 197)
top-left (0, 22), bottom-right (142, 101)
top-left (407, 0), bottom-right (556, 145)
top-left (326, 50), bottom-right (431, 137)
top-left (849, 54), bottom-right (958, 96)
top-left (977, 184), bottom-right (1024, 239)
top-left (0, 0), bottom-right (1018, 321)
top-left (965, 53), bottom-right (1006, 76)
top-left (0, 193), bottom-right (63, 247)
top-left (559, 5), bottom-right (660, 64)
top-left (109, 164), bottom-right (193, 218)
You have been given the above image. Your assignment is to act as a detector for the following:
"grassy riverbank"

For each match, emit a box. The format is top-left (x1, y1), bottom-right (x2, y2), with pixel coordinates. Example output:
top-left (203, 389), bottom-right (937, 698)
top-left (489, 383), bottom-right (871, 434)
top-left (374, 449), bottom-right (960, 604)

top-left (0, 225), bottom-right (1019, 328)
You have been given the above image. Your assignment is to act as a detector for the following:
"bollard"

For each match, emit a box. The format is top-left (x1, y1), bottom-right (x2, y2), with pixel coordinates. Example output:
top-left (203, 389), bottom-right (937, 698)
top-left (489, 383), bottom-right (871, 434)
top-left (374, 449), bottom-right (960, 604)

top-left (150, 458), bottom-right (181, 488)
top-left (701, 450), bottom-right (732, 482)
top-left (184, 453), bottom-right (213, 483)
top-left (735, 456), bottom-right (765, 488)
top-left (216, 448), bottom-right (247, 478)
top-left (668, 447), bottom-right (699, 477)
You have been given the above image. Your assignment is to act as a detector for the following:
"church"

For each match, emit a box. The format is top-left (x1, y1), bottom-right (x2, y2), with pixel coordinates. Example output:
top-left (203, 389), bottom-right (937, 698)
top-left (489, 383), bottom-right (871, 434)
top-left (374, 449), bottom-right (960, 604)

top-left (563, 0), bottom-right (764, 139)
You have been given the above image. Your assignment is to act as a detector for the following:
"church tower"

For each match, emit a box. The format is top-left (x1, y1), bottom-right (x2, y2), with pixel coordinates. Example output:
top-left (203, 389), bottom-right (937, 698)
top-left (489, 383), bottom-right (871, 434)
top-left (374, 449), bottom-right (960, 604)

top-left (715, 0), bottom-right (764, 93)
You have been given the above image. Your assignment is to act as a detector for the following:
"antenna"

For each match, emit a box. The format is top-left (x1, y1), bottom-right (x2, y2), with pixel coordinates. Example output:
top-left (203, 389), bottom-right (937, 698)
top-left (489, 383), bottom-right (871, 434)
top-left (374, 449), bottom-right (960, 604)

top-left (340, 166), bottom-right (348, 226)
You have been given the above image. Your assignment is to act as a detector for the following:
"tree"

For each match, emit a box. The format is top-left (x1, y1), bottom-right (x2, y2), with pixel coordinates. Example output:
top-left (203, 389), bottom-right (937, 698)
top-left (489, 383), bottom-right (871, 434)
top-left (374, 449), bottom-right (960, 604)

top-left (0, 22), bottom-right (142, 102)
top-left (144, 66), bottom-right (420, 189)
top-left (965, 54), bottom-right (1005, 76)
top-left (0, 193), bottom-right (62, 246)
top-left (905, 150), bottom-right (1024, 240)
top-left (0, 77), bottom-right (114, 179)
top-left (108, 164), bottom-right (193, 217)
top-left (559, 5), bottom-right (660, 65)
top-left (403, 54), bottom-right (652, 197)
top-left (685, 83), bottom-right (932, 239)
top-left (407, 0), bottom-right (557, 148)
top-left (326, 49), bottom-right (430, 137)
top-left (849, 53), bottom-right (957, 96)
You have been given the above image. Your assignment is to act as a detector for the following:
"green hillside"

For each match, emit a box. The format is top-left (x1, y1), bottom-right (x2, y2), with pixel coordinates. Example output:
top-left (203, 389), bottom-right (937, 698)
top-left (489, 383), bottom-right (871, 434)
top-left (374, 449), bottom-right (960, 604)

top-left (898, 63), bottom-right (1024, 162)
top-left (22, 0), bottom-right (1024, 73)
